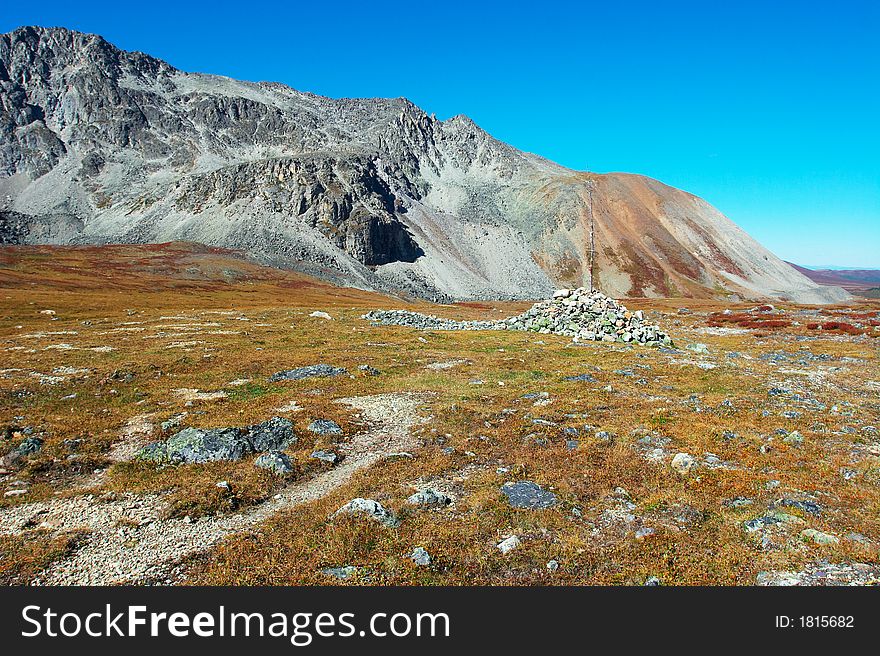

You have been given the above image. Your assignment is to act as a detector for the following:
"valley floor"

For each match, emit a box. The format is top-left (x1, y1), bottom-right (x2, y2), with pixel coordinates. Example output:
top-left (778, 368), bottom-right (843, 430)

top-left (1, 244), bottom-right (878, 586)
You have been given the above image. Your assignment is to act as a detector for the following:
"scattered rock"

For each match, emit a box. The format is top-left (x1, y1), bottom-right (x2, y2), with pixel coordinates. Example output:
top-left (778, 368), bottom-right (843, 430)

top-left (772, 498), bottom-right (822, 516)
top-left (563, 373), bottom-right (597, 382)
top-left (333, 498), bottom-right (399, 528)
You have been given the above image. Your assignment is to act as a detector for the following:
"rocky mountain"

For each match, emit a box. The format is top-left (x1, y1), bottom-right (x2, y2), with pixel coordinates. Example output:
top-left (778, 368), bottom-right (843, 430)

top-left (0, 26), bottom-right (848, 303)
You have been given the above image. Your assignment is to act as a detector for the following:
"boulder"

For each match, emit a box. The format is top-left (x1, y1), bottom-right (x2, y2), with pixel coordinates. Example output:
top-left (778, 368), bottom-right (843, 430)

top-left (247, 416), bottom-right (296, 451)
top-left (501, 481), bottom-right (557, 509)
top-left (165, 427), bottom-right (251, 463)
top-left (333, 498), bottom-right (399, 528)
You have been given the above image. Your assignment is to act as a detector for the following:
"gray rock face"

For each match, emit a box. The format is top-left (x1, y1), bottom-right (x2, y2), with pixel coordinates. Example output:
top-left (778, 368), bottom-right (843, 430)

top-left (0, 26), bottom-right (849, 305)
top-left (501, 481), bottom-right (558, 509)
top-left (254, 450), bottom-right (294, 475)
top-left (269, 364), bottom-right (348, 382)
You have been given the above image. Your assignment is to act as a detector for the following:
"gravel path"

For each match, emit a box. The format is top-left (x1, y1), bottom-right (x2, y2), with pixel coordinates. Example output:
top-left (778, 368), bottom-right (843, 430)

top-left (0, 393), bottom-right (425, 585)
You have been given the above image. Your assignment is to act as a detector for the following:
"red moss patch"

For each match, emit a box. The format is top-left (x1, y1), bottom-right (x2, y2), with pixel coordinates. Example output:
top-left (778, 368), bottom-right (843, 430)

top-left (707, 312), bottom-right (792, 330)
top-left (807, 321), bottom-right (871, 336)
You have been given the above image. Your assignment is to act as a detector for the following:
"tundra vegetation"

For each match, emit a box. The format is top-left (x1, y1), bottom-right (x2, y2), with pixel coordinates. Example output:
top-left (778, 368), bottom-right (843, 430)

top-left (0, 244), bottom-right (878, 586)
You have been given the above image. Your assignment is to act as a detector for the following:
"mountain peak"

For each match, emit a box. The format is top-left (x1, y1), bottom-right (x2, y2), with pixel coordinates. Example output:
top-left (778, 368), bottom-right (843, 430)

top-left (0, 27), bottom-right (849, 304)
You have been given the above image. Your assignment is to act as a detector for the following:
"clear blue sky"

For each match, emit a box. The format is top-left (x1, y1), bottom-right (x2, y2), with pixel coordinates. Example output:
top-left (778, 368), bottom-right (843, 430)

top-left (3, 0), bottom-right (878, 267)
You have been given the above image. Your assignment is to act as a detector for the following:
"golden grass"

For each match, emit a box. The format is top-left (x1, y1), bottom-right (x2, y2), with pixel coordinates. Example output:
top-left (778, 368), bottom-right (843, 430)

top-left (0, 244), bottom-right (878, 585)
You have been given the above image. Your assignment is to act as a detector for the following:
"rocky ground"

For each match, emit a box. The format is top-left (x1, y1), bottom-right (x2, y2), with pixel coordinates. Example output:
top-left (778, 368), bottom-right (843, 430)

top-left (0, 245), bottom-right (878, 586)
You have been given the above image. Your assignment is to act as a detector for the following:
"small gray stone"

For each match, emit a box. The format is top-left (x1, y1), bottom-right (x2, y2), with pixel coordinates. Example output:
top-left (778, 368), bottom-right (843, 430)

top-left (254, 450), bottom-right (294, 475)
top-left (406, 488), bottom-right (452, 508)
top-left (321, 566), bottom-right (361, 580)
top-left (308, 419), bottom-right (342, 436)
top-left (269, 364), bottom-right (347, 382)
top-left (310, 450), bottom-right (340, 465)
top-left (410, 547), bottom-right (432, 566)
top-left (333, 498), bottom-right (399, 528)
top-left (497, 535), bottom-right (521, 554)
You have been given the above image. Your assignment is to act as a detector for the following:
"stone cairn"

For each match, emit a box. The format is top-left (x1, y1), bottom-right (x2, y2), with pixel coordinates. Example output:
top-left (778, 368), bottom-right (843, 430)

top-left (363, 288), bottom-right (672, 346)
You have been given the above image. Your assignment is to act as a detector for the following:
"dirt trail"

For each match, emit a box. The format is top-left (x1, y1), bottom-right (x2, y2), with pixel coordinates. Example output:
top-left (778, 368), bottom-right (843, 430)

top-left (0, 393), bottom-right (425, 585)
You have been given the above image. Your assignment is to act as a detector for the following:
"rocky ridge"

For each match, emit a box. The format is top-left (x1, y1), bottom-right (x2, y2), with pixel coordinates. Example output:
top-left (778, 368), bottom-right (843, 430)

top-left (0, 26), bottom-right (849, 304)
top-left (363, 288), bottom-right (672, 346)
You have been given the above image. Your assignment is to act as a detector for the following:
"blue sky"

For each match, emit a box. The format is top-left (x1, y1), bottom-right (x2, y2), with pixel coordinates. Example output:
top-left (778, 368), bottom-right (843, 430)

top-left (3, 1), bottom-right (878, 267)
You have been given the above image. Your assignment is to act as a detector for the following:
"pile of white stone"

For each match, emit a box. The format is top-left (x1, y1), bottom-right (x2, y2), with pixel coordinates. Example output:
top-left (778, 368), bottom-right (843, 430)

top-left (501, 288), bottom-right (672, 345)
top-left (364, 288), bottom-right (672, 346)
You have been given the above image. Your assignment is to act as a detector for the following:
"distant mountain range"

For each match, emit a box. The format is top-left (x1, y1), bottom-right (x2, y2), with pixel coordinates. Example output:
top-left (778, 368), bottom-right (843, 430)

top-left (0, 26), bottom-right (849, 303)
top-left (788, 263), bottom-right (880, 296)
